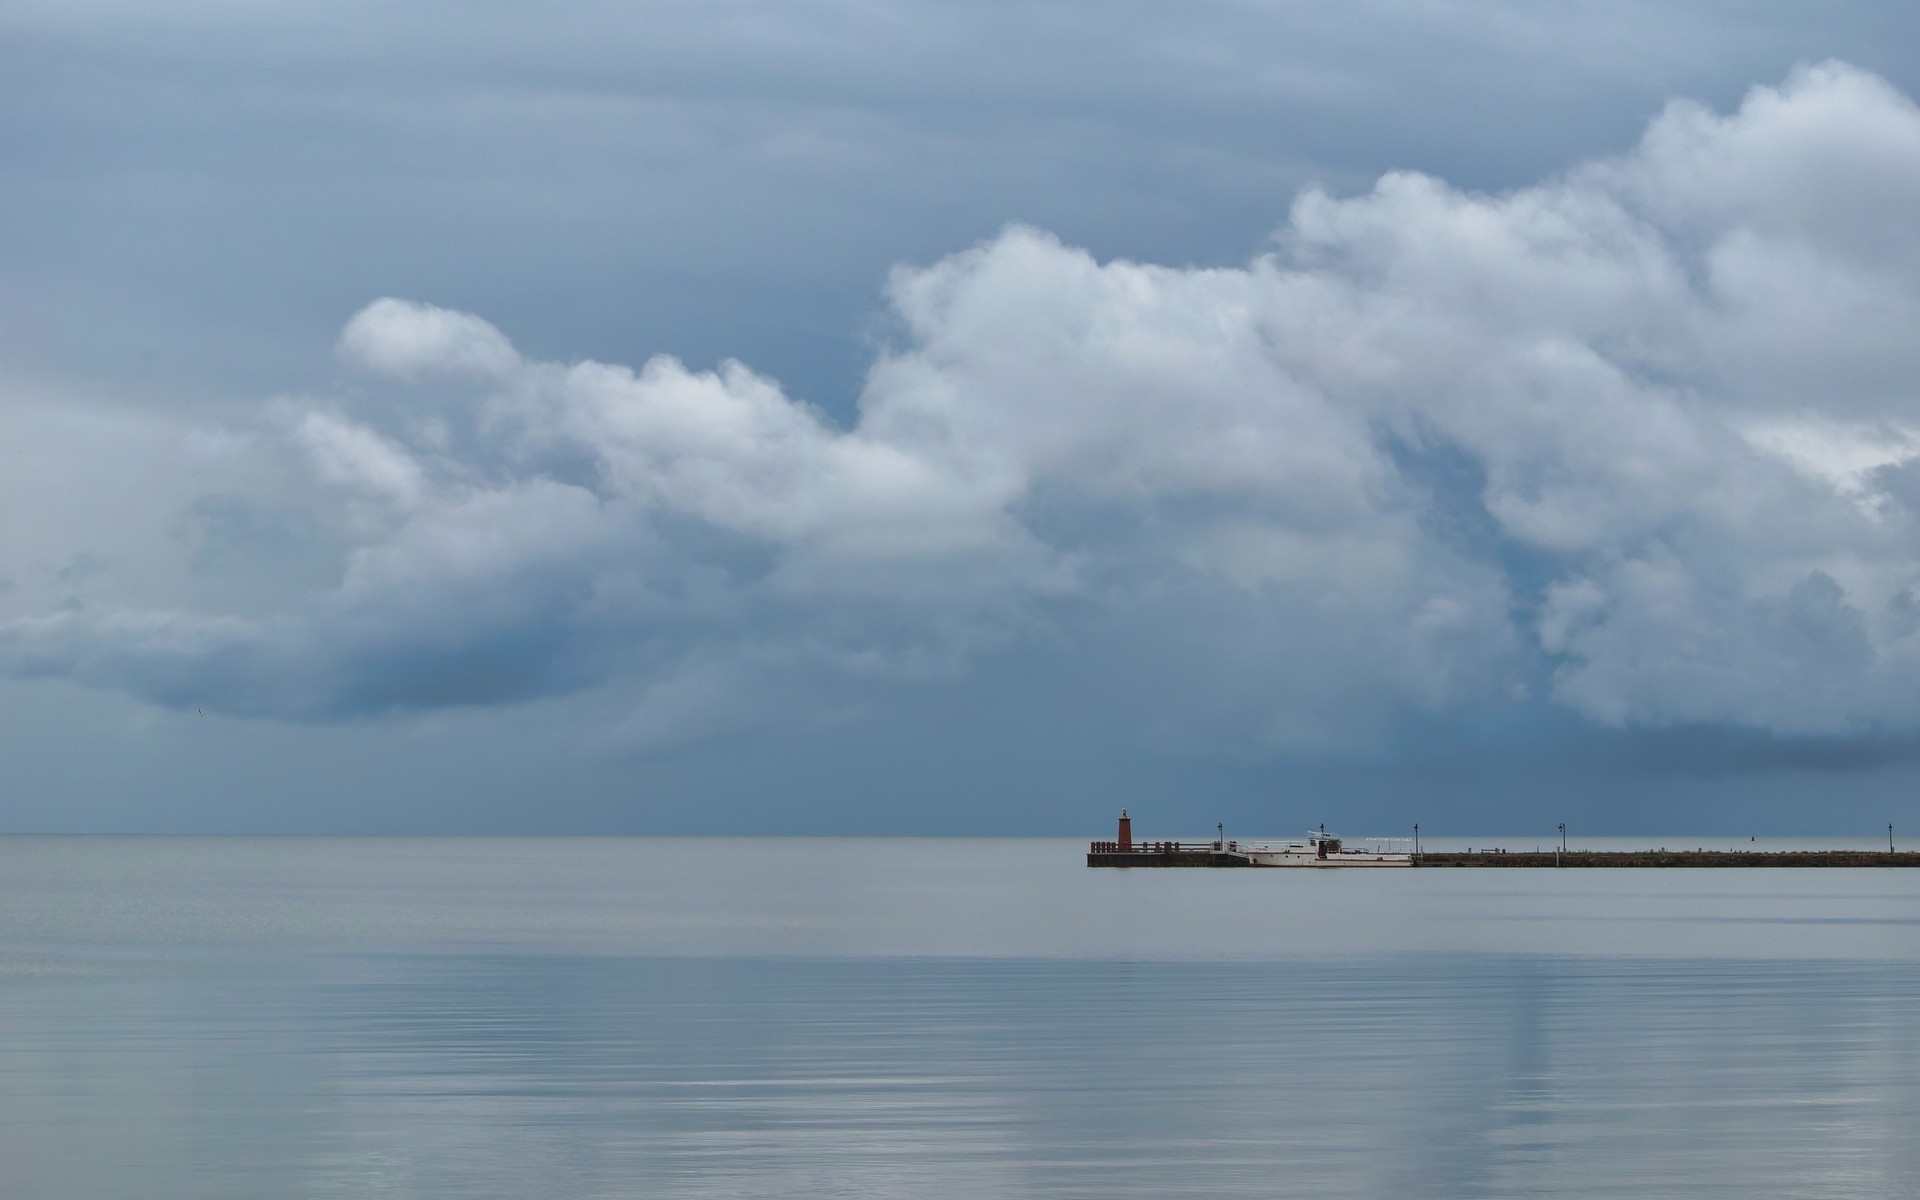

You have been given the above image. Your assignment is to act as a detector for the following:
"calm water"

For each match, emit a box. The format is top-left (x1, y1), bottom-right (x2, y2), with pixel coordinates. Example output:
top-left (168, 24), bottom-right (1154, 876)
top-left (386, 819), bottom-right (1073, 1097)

top-left (3, 837), bottom-right (1919, 1198)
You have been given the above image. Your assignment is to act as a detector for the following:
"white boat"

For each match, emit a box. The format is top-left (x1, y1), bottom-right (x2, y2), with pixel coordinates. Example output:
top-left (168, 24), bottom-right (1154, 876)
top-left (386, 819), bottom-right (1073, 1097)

top-left (1234, 827), bottom-right (1414, 868)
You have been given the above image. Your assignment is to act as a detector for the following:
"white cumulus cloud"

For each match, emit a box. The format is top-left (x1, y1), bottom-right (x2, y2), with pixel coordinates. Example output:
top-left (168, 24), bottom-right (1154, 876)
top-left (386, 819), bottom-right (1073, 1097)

top-left (338, 298), bottom-right (523, 382)
top-left (5, 62), bottom-right (1920, 745)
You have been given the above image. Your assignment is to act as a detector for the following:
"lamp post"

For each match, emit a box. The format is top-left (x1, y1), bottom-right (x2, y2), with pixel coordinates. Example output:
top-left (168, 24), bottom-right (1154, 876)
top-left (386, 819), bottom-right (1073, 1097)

top-left (1413, 823), bottom-right (1420, 860)
top-left (1558, 822), bottom-right (1567, 867)
top-left (1891, 824), bottom-right (1896, 854)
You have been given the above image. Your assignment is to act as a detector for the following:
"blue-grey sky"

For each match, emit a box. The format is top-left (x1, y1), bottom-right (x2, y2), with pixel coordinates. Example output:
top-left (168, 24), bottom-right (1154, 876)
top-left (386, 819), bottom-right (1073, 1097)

top-left (4, 0), bottom-right (1920, 834)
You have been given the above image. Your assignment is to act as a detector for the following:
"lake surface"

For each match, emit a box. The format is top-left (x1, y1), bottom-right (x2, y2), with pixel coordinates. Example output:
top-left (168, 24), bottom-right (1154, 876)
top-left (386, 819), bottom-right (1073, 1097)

top-left (3, 837), bottom-right (1919, 1198)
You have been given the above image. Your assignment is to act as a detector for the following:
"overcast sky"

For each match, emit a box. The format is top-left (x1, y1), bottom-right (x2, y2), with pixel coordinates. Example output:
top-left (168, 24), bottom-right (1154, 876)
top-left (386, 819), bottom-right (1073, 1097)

top-left (4, 0), bottom-right (1920, 834)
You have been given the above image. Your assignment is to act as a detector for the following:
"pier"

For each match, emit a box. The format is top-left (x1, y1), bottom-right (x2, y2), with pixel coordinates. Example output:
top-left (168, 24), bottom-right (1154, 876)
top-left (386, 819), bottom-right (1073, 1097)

top-left (1087, 812), bottom-right (1920, 868)
top-left (1088, 844), bottom-right (1920, 868)
top-left (1415, 849), bottom-right (1920, 868)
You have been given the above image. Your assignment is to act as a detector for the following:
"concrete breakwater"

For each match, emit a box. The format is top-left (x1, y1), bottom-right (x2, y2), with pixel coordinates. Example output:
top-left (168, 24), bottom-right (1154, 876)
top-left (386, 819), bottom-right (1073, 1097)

top-left (1417, 850), bottom-right (1920, 868)
top-left (1082, 810), bottom-right (1920, 864)
top-left (1087, 847), bottom-right (1920, 868)
top-left (1086, 846), bottom-right (1920, 868)
top-left (1087, 813), bottom-right (1920, 868)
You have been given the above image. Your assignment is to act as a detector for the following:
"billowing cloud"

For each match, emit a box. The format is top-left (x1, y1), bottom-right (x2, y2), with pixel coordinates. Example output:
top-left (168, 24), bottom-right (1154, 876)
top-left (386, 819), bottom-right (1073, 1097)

top-left (337, 299), bottom-right (523, 382)
top-left (6, 62), bottom-right (1920, 744)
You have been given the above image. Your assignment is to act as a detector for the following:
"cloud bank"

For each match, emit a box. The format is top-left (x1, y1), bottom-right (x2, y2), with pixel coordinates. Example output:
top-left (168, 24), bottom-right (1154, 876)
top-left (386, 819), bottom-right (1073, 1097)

top-left (7, 62), bottom-right (1920, 746)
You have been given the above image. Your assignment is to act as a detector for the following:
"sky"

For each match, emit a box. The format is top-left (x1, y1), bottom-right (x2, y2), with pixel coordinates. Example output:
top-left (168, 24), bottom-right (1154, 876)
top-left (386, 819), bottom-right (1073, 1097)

top-left (4, 0), bottom-right (1920, 835)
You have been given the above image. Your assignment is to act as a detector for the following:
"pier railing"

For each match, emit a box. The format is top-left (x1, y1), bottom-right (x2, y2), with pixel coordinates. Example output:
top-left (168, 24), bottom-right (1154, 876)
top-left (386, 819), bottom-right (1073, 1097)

top-left (1086, 840), bottom-right (1253, 867)
top-left (1088, 841), bottom-right (1229, 854)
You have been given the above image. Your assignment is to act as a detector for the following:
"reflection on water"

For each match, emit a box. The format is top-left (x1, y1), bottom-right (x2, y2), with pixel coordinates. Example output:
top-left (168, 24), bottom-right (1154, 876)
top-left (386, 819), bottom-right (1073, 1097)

top-left (1, 839), bottom-right (1918, 1198)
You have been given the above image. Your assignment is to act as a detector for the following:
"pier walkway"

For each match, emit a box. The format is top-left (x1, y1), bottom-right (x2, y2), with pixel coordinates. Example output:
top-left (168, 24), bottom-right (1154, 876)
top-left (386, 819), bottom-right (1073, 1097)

top-left (1415, 849), bottom-right (1920, 868)
top-left (1087, 845), bottom-right (1920, 868)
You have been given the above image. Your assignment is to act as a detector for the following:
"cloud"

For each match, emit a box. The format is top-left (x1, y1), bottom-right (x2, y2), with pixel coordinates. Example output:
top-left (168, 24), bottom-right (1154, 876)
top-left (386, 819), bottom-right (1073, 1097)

top-left (6, 62), bottom-right (1920, 745)
top-left (338, 298), bottom-right (522, 382)
top-left (296, 412), bottom-right (429, 508)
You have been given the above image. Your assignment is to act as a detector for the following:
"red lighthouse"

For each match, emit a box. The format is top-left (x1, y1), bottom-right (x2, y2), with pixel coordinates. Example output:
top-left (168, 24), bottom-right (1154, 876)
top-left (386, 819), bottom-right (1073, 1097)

top-left (1117, 809), bottom-right (1132, 853)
